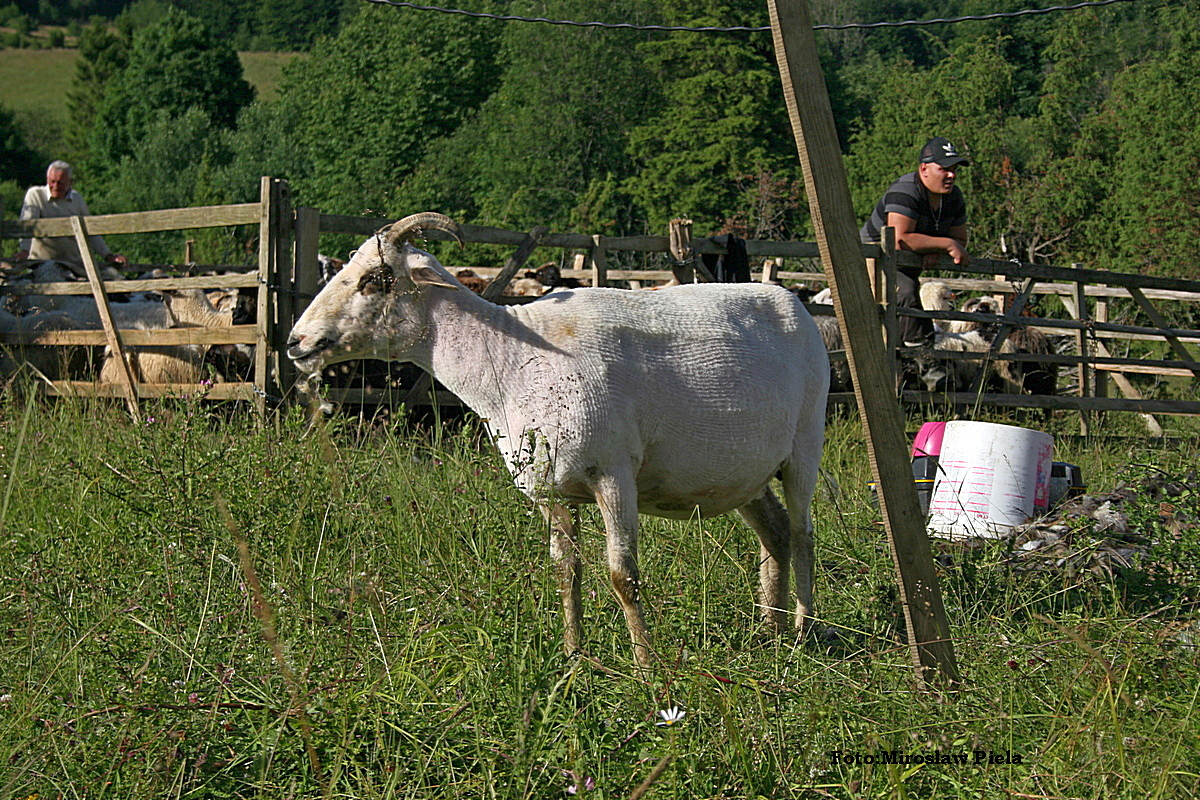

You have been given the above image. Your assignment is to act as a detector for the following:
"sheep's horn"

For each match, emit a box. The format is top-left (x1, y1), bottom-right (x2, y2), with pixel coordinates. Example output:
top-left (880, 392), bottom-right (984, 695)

top-left (385, 212), bottom-right (465, 248)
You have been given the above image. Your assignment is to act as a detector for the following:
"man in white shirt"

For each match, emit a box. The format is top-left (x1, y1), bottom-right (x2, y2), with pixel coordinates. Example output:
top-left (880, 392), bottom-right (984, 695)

top-left (10, 160), bottom-right (127, 274)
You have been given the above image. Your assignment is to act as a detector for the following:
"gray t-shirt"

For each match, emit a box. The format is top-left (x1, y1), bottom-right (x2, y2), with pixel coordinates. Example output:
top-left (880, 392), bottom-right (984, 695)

top-left (860, 171), bottom-right (966, 244)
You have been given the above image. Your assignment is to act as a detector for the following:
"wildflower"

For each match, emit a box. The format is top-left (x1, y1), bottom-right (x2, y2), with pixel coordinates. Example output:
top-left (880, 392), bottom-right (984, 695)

top-left (565, 772), bottom-right (595, 794)
top-left (656, 706), bottom-right (686, 726)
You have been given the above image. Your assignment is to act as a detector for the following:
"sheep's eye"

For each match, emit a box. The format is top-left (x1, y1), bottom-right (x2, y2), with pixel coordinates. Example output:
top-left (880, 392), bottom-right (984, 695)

top-left (358, 265), bottom-right (395, 295)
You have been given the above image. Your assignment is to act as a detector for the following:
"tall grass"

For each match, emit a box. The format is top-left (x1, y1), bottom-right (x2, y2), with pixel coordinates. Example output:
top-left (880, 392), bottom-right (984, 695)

top-left (0, 394), bottom-right (1197, 798)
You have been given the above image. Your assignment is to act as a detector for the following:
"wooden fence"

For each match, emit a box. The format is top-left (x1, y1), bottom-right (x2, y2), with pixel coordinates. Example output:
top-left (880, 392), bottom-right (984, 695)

top-left (4, 176), bottom-right (1200, 427)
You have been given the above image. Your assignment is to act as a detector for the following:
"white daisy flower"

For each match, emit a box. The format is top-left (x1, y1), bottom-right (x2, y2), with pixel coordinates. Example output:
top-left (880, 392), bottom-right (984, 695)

top-left (656, 706), bottom-right (686, 726)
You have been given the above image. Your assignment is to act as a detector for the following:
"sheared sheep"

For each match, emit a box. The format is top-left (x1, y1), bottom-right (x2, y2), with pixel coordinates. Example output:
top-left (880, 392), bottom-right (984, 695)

top-left (287, 212), bottom-right (830, 667)
top-left (0, 307), bottom-right (89, 380)
top-left (99, 288), bottom-right (235, 385)
top-left (501, 276), bottom-right (548, 297)
top-left (453, 268), bottom-right (490, 294)
top-left (812, 314), bottom-right (852, 393)
top-left (528, 262), bottom-right (584, 291)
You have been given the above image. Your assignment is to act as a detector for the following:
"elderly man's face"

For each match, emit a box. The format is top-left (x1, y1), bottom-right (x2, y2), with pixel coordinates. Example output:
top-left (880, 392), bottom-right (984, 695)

top-left (47, 168), bottom-right (72, 200)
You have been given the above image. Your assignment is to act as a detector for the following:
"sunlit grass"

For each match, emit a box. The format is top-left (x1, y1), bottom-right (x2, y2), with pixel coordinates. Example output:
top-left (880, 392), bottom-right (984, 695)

top-left (0, 394), bottom-right (1197, 798)
top-left (0, 49), bottom-right (296, 126)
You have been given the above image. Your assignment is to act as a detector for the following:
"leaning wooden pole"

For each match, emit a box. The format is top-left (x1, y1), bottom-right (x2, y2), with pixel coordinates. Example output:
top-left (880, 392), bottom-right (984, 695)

top-left (72, 216), bottom-right (140, 421)
top-left (767, 0), bottom-right (959, 688)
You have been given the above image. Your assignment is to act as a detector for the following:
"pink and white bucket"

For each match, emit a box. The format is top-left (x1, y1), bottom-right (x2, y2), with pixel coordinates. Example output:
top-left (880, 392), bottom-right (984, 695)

top-left (927, 421), bottom-right (1053, 540)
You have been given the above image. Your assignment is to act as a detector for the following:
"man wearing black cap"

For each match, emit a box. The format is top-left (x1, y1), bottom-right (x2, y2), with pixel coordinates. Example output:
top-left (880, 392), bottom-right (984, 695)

top-left (860, 137), bottom-right (970, 345)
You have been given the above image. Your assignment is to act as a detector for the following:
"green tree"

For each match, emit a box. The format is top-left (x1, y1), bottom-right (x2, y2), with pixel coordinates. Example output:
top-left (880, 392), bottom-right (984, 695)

top-left (86, 6), bottom-right (253, 190)
top-left (65, 23), bottom-right (127, 162)
top-left (623, 0), bottom-right (802, 237)
top-left (985, 12), bottom-right (1115, 266)
top-left (398, 0), bottom-right (661, 236)
top-left (100, 107), bottom-right (235, 262)
top-left (252, 0), bottom-right (351, 50)
top-left (268, 3), bottom-right (503, 216)
top-left (0, 103), bottom-right (44, 215)
top-left (1086, 6), bottom-right (1200, 278)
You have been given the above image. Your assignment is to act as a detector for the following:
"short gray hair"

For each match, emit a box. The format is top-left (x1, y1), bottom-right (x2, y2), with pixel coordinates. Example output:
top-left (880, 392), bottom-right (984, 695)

top-left (47, 160), bottom-right (73, 177)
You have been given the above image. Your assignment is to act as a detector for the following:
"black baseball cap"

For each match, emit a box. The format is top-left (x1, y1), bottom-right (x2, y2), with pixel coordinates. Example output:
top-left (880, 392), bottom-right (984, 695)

top-left (920, 137), bottom-right (969, 168)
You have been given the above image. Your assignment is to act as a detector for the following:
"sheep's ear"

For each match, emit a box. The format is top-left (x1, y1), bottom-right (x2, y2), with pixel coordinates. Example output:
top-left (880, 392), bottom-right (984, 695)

top-left (410, 266), bottom-right (460, 290)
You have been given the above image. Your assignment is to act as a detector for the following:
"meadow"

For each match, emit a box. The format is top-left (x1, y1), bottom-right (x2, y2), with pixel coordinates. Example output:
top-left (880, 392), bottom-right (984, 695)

top-left (0, 391), bottom-right (1198, 799)
top-left (0, 48), bottom-right (296, 128)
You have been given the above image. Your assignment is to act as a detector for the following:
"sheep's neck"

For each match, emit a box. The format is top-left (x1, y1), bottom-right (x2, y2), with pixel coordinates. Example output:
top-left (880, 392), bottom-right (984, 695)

top-left (416, 291), bottom-right (538, 421)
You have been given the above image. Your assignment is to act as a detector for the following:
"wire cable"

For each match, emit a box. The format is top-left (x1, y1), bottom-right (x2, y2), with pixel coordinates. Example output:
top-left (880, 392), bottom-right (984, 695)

top-left (359, 0), bottom-right (1143, 33)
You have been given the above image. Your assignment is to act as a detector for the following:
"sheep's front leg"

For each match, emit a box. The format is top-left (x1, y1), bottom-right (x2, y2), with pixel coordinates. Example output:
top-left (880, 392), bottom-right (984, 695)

top-left (593, 474), bottom-right (655, 668)
top-left (544, 502), bottom-right (582, 657)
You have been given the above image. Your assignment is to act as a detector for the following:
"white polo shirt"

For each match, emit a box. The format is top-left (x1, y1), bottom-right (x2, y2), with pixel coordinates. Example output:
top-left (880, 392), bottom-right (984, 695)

top-left (18, 185), bottom-right (112, 265)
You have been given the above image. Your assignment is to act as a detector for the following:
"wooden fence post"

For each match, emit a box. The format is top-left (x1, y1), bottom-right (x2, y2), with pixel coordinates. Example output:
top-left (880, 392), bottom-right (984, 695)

top-left (668, 218), bottom-right (694, 284)
top-left (879, 226), bottom-right (899, 389)
top-left (590, 235), bottom-right (608, 287)
top-left (285, 206), bottom-right (321, 401)
top-left (769, 0), bottom-right (958, 689)
top-left (257, 177), bottom-right (292, 416)
top-left (1073, 263), bottom-right (1091, 435)
top-left (1095, 284), bottom-right (1109, 400)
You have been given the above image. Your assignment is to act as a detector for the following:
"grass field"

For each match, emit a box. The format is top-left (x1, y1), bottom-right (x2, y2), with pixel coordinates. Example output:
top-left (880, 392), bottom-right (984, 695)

top-left (0, 48), bottom-right (298, 128)
top-left (0, 393), bottom-right (1198, 798)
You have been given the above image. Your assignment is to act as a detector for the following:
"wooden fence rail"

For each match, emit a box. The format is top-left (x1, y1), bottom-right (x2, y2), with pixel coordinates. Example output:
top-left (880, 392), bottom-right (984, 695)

top-left (3, 176), bottom-right (1199, 426)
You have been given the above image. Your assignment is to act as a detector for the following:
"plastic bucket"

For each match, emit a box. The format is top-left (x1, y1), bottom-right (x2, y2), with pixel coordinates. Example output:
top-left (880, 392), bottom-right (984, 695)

top-left (868, 456), bottom-right (939, 515)
top-left (1048, 462), bottom-right (1086, 507)
top-left (927, 421), bottom-right (1053, 539)
top-left (911, 421), bottom-right (947, 458)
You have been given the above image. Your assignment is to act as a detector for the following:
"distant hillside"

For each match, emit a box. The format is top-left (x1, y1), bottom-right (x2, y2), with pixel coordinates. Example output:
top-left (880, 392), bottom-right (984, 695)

top-left (0, 48), bottom-right (297, 127)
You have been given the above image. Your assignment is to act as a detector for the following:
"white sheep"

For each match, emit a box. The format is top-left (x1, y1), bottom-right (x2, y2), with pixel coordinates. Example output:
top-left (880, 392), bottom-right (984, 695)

top-left (99, 288), bottom-right (235, 385)
top-left (0, 307), bottom-right (89, 380)
top-left (921, 292), bottom-right (1023, 394)
top-left (287, 213), bottom-right (830, 667)
top-left (918, 280), bottom-right (956, 331)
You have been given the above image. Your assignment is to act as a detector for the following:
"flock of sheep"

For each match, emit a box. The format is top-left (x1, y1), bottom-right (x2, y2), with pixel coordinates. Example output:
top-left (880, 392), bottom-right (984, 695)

top-left (0, 260), bottom-right (249, 385)
top-left (810, 279), bottom-right (1058, 397)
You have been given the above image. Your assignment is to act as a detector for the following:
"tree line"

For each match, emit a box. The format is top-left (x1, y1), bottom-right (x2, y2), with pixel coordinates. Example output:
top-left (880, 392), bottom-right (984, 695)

top-left (3, 0), bottom-right (1199, 281)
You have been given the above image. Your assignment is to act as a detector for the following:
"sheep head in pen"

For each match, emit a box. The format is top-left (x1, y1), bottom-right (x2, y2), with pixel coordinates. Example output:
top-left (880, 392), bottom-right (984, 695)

top-left (288, 212), bottom-right (831, 668)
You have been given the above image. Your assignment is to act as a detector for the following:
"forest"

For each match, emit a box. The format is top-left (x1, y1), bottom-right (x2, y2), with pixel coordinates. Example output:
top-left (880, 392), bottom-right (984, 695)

top-left (1, 0), bottom-right (1198, 278)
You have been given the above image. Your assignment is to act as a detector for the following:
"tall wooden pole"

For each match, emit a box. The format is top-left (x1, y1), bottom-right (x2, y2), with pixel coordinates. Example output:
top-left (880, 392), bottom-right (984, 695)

top-left (767, 0), bottom-right (959, 687)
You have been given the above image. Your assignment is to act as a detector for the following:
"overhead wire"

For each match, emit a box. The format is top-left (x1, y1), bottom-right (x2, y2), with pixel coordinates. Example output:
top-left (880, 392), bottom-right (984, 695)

top-left (358, 0), bottom-right (1143, 33)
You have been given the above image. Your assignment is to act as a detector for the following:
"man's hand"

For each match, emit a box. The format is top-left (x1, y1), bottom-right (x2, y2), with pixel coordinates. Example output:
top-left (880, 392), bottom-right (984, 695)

top-left (7, 249), bottom-right (29, 263)
top-left (104, 253), bottom-right (129, 267)
top-left (945, 239), bottom-right (970, 267)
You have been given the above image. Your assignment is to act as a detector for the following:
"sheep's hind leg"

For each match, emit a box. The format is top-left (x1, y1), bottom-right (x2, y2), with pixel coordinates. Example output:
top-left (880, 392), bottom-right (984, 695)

top-left (737, 489), bottom-right (791, 634)
top-left (544, 502), bottom-right (583, 657)
top-left (780, 457), bottom-right (820, 635)
top-left (593, 473), bottom-right (655, 668)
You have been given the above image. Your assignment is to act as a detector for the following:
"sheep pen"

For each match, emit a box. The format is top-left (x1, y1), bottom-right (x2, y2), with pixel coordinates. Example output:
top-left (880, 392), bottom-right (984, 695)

top-left (287, 212), bottom-right (831, 668)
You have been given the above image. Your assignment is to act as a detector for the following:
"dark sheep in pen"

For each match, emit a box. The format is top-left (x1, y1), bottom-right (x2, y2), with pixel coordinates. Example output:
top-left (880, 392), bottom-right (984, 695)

top-left (954, 295), bottom-right (1057, 396)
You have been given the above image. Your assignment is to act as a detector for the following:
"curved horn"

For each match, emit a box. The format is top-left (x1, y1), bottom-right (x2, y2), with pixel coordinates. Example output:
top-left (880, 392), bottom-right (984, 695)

top-left (385, 212), bottom-right (465, 249)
